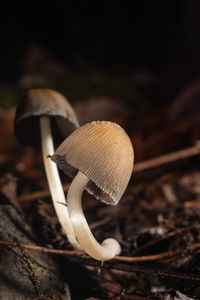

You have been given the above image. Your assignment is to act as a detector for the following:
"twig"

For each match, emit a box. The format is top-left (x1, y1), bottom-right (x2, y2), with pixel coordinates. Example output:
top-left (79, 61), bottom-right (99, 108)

top-left (1, 239), bottom-right (200, 283)
top-left (97, 262), bottom-right (200, 283)
top-left (17, 145), bottom-right (200, 203)
top-left (104, 286), bottom-right (150, 300)
top-left (114, 242), bottom-right (200, 262)
top-left (18, 183), bottom-right (69, 203)
top-left (134, 145), bottom-right (200, 173)
top-left (0, 240), bottom-right (85, 257)
top-left (0, 239), bottom-right (200, 262)
top-left (132, 223), bottom-right (200, 256)
top-left (90, 215), bottom-right (111, 230)
top-left (184, 200), bottom-right (200, 208)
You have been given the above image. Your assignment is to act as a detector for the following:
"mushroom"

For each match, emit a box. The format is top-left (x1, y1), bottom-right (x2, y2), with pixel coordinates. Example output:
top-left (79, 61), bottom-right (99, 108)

top-left (14, 88), bottom-right (80, 249)
top-left (51, 121), bottom-right (134, 260)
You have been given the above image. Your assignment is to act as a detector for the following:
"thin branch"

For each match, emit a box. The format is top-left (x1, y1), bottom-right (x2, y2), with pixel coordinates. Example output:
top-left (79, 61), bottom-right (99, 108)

top-left (97, 261), bottom-right (200, 283)
top-left (0, 240), bottom-right (85, 257)
top-left (132, 223), bottom-right (200, 256)
top-left (18, 145), bottom-right (200, 203)
top-left (104, 286), bottom-right (150, 300)
top-left (18, 183), bottom-right (69, 203)
top-left (90, 215), bottom-right (111, 230)
top-left (0, 239), bottom-right (200, 262)
top-left (134, 144), bottom-right (200, 173)
top-left (1, 239), bottom-right (200, 283)
top-left (114, 242), bottom-right (200, 262)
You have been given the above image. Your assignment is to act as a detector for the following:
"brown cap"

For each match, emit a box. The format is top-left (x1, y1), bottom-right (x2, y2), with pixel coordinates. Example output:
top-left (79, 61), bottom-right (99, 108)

top-left (14, 89), bottom-right (80, 147)
top-left (51, 121), bottom-right (134, 205)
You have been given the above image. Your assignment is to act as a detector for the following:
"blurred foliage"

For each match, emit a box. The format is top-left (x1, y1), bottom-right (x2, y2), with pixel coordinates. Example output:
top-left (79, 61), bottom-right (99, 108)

top-left (0, 84), bottom-right (21, 109)
top-left (60, 71), bottom-right (142, 105)
top-left (0, 70), bottom-right (143, 109)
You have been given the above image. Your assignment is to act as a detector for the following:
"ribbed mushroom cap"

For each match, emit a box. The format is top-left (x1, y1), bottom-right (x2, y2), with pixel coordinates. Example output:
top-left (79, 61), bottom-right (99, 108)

top-left (51, 121), bottom-right (134, 205)
top-left (14, 89), bottom-right (79, 147)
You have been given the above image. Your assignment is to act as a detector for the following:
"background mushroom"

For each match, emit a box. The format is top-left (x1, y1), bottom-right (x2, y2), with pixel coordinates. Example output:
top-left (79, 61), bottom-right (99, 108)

top-left (51, 121), bottom-right (134, 261)
top-left (14, 88), bottom-right (80, 249)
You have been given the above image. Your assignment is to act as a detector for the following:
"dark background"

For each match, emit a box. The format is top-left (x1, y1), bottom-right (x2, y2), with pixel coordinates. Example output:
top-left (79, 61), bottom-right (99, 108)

top-left (1, 1), bottom-right (200, 83)
top-left (1, 3), bottom-right (200, 300)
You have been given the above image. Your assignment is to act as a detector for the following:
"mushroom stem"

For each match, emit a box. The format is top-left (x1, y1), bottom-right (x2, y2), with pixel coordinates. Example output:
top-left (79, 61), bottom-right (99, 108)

top-left (40, 116), bottom-right (80, 250)
top-left (67, 171), bottom-right (122, 261)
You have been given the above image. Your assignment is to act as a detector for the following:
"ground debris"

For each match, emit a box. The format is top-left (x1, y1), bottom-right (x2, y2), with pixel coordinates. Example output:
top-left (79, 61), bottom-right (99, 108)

top-left (174, 290), bottom-right (195, 300)
top-left (0, 73), bottom-right (200, 299)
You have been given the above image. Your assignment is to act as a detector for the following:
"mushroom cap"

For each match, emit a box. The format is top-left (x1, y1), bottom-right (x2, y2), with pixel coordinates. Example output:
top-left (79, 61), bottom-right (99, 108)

top-left (51, 121), bottom-right (134, 205)
top-left (14, 89), bottom-right (80, 147)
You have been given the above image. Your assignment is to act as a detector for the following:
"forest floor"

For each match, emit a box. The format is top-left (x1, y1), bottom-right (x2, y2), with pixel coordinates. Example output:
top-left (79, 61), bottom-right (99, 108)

top-left (0, 57), bottom-right (200, 299)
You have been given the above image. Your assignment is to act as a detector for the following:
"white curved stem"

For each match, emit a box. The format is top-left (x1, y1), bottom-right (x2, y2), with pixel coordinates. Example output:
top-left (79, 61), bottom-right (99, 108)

top-left (67, 171), bottom-right (121, 261)
top-left (40, 116), bottom-right (81, 250)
